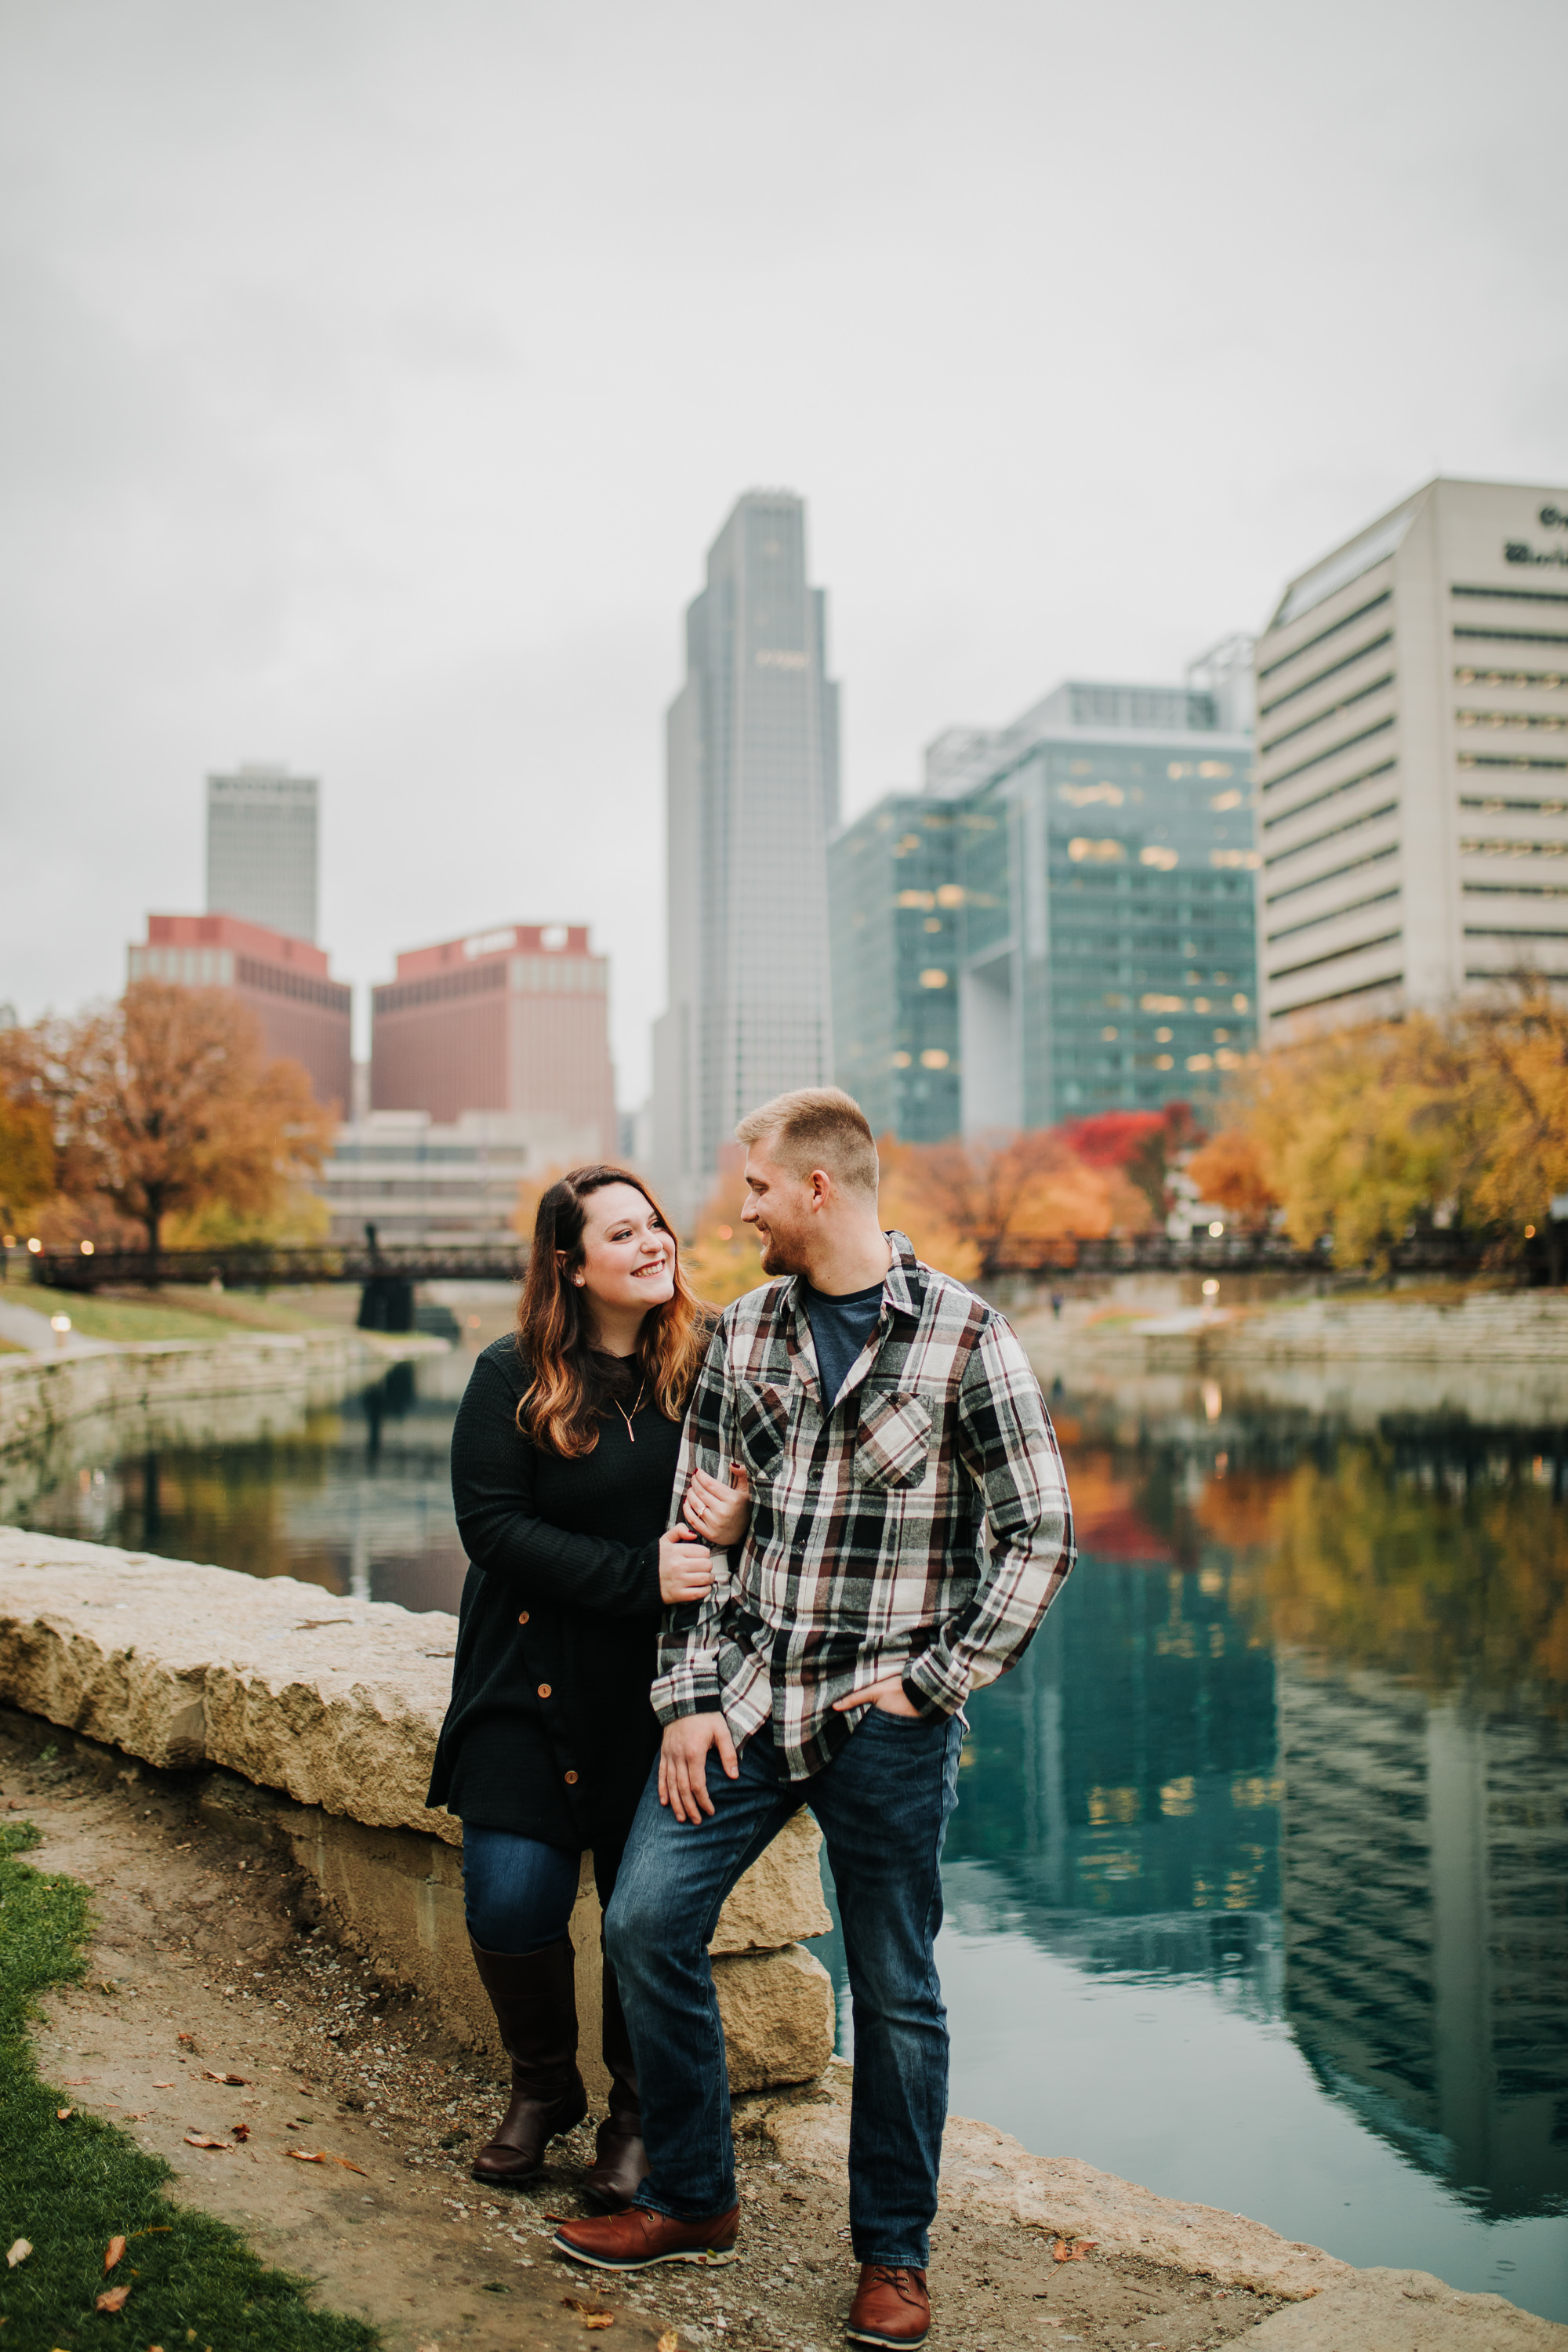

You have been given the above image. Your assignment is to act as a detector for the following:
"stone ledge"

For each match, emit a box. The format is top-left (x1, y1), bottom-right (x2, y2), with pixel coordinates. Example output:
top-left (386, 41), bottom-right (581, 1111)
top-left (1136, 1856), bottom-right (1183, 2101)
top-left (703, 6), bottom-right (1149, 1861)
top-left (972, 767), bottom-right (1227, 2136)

top-left (0, 1525), bottom-right (832, 1958)
top-left (746, 2060), bottom-right (1353, 2303)
top-left (1243, 2265), bottom-right (1567, 2347)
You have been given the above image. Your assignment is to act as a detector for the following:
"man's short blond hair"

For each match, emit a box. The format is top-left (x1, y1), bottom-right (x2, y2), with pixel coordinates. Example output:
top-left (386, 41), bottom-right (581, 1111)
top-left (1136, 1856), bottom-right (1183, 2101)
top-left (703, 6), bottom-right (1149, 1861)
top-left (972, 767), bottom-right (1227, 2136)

top-left (735, 1087), bottom-right (880, 1200)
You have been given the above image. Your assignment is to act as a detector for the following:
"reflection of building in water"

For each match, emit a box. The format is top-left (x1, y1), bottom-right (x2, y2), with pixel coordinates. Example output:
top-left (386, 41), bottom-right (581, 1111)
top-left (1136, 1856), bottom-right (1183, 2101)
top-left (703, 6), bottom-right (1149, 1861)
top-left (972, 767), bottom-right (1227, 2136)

top-left (949, 1553), bottom-right (1281, 2000)
top-left (1279, 1657), bottom-right (1568, 2217)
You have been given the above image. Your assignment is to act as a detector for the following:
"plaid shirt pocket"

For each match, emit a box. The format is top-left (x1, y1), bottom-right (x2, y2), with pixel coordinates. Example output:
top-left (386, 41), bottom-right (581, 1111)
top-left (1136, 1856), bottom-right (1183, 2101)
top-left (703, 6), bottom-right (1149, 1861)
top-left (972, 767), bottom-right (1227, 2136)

top-left (733, 1381), bottom-right (789, 1480)
top-left (853, 1389), bottom-right (934, 1490)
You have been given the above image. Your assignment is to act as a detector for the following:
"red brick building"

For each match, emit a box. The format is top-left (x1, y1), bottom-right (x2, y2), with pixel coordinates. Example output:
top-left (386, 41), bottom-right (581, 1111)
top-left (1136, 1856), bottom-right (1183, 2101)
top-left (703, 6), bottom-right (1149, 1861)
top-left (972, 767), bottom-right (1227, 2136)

top-left (371, 924), bottom-right (616, 1159)
top-left (127, 913), bottom-right (353, 1113)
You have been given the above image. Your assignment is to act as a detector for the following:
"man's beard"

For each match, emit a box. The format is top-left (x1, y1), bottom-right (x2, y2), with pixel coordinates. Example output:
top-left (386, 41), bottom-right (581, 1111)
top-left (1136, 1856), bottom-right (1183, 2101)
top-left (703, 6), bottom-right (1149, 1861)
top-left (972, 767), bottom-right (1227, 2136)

top-left (756, 1225), bottom-right (805, 1277)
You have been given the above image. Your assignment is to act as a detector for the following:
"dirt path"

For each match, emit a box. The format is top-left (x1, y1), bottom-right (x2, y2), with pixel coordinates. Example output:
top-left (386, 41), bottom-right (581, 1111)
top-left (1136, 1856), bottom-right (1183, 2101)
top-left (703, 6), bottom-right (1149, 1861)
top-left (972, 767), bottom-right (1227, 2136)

top-left (2, 1704), bottom-right (1287, 2352)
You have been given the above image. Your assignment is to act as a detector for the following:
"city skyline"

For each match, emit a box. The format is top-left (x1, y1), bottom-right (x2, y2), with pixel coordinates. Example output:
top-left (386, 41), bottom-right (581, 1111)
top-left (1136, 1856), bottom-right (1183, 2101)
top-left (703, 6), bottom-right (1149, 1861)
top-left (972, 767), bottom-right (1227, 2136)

top-left (3, 1), bottom-right (1563, 1106)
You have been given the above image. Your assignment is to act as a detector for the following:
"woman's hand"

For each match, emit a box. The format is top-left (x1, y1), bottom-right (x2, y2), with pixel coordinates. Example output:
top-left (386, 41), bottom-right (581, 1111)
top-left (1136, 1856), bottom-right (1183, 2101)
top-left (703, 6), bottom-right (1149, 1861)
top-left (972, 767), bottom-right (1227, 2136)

top-left (659, 1525), bottom-right (715, 1605)
top-left (682, 1464), bottom-right (752, 1549)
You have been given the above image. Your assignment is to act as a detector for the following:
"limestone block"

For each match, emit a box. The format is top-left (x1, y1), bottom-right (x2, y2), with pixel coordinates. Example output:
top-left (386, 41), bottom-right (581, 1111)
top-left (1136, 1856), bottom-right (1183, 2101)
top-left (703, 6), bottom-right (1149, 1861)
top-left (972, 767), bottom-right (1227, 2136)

top-left (0, 1529), bottom-right (460, 1843)
top-left (713, 1944), bottom-right (835, 2092)
top-left (1242, 2267), bottom-right (1568, 2347)
top-left (710, 1808), bottom-right (832, 1953)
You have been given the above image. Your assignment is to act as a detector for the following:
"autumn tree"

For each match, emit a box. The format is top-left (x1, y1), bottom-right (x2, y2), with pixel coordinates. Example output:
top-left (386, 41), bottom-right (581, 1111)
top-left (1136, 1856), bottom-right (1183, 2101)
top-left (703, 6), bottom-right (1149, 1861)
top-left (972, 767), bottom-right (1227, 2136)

top-left (1184, 1127), bottom-right (1279, 1229)
top-left (39, 982), bottom-right (332, 1279)
top-left (1064, 1102), bottom-right (1203, 1221)
top-left (912, 1127), bottom-right (1149, 1279)
top-left (1457, 986), bottom-right (1568, 1255)
top-left (0, 1074), bottom-right (54, 1236)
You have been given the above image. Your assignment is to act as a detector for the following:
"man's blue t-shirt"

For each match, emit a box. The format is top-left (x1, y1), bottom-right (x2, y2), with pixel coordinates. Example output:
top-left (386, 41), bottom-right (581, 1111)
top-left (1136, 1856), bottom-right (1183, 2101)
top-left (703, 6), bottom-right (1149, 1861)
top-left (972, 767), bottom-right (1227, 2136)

top-left (801, 1278), bottom-right (885, 1411)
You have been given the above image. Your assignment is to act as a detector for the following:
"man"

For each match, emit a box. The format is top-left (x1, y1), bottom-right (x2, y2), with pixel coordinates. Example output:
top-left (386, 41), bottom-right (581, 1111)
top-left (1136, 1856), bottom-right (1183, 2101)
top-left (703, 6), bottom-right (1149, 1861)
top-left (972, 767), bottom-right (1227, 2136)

top-left (554, 1088), bottom-right (1074, 2348)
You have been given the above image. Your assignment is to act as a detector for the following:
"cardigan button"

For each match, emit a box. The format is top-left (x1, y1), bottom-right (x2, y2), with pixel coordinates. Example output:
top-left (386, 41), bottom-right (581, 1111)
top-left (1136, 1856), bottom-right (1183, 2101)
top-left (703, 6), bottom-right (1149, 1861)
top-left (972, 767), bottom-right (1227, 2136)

top-left (537, 1682), bottom-right (552, 1698)
top-left (517, 1610), bottom-right (529, 1625)
top-left (564, 1769), bottom-right (579, 1785)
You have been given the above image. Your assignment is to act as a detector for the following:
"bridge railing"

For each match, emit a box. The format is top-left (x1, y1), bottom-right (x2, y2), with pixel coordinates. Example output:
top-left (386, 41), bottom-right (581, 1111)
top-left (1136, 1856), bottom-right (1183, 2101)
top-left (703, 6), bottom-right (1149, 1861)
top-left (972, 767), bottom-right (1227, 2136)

top-left (8, 1228), bottom-right (1494, 1296)
top-left (12, 1244), bottom-right (531, 1294)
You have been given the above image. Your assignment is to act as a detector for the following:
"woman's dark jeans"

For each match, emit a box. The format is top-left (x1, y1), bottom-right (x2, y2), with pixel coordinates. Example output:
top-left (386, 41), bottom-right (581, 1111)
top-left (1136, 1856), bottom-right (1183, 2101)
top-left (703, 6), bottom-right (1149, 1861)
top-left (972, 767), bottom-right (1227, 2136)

top-left (462, 1825), bottom-right (624, 1954)
top-left (604, 1709), bottom-right (962, 2270)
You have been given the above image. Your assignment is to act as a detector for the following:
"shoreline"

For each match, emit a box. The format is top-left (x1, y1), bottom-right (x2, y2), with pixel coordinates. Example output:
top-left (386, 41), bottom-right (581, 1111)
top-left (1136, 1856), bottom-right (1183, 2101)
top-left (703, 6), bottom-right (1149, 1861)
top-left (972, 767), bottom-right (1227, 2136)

top-left (2, 1707), bottom-right (1559, 2350)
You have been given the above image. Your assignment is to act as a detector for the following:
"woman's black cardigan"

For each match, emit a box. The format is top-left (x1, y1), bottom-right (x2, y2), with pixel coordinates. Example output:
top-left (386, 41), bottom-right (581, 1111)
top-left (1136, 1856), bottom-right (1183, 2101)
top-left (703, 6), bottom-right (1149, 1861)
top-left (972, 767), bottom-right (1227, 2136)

top-left (426, 1336), bottom-right (681, 1853)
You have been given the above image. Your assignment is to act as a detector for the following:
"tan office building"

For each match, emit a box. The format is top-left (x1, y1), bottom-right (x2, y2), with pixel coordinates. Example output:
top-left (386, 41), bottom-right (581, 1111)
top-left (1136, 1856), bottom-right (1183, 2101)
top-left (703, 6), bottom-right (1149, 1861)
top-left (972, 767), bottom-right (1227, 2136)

top-left (1254, 478), bottom-right (1568, 1035)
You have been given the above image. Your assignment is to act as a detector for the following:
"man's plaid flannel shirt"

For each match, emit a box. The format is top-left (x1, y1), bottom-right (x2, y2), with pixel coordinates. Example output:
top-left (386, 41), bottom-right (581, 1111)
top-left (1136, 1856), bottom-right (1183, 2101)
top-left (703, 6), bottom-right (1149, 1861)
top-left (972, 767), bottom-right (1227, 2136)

top-left (652, 1230), bottom-right (1076, 1780)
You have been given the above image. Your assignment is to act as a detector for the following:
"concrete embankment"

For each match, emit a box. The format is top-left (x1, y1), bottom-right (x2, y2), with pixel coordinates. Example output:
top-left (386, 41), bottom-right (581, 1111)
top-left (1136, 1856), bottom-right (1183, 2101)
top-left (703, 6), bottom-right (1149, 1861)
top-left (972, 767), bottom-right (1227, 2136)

top-left (1018, 1287), bottom-right (1568, 1406)
top-left (0, 1326), bottom-right (377, 1457)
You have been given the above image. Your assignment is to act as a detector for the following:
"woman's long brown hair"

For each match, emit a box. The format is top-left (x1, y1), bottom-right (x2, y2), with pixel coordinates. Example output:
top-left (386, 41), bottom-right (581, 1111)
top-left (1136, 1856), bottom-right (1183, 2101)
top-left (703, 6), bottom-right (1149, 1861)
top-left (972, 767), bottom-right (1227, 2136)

top-left (515, 1164), bottom-right (707, 1457)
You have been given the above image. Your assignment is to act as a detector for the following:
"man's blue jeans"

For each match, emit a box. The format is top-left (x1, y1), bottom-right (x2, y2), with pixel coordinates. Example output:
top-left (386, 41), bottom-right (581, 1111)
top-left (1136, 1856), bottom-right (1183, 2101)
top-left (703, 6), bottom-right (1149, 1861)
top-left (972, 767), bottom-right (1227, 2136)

top-left (604, 1708), bottom-right (962, 2270)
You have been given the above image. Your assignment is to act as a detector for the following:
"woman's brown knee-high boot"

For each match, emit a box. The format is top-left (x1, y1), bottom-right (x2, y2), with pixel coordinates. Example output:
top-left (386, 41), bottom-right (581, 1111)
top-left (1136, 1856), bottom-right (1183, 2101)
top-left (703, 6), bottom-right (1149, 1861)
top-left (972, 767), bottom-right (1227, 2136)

top-left (468, 1934), bottom-right (589, 2184)
top-left (579, 1957), bottom-right (648, 2209)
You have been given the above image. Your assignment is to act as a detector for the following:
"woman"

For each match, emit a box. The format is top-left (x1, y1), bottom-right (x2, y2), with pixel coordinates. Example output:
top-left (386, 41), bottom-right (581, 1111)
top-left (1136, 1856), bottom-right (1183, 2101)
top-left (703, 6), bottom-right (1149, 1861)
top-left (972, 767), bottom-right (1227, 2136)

top-left (426, 1164), bottom-right (748, 2203)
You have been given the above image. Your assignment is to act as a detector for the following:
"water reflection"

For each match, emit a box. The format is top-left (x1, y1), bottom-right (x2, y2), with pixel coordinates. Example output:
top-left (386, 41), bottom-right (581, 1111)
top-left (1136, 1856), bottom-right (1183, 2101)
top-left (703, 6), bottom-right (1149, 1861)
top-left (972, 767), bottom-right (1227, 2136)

top-left (9, 1352), bottom-right (474, 1616)
top-left (6, 1346), bottom-right (1568, 2312)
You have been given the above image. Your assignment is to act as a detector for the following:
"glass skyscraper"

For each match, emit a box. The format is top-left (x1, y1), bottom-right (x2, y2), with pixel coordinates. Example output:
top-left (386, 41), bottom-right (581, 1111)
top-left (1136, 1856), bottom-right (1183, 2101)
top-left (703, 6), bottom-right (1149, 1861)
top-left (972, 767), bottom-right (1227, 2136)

top-left (206, 764), bottom-right (319, 944)
top-left (652, 492), bottom-right (840, 1214)
top-left (829, 795), bottom-right (961, 1142)
top-left (829, 648), bottom-right (1258, 1138)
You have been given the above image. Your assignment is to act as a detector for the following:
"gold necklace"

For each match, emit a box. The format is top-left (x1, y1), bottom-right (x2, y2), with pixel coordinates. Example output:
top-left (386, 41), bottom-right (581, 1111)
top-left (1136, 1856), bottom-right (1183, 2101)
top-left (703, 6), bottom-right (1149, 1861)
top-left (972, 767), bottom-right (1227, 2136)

top-left (612, 1375), bottom-right (648, 1443)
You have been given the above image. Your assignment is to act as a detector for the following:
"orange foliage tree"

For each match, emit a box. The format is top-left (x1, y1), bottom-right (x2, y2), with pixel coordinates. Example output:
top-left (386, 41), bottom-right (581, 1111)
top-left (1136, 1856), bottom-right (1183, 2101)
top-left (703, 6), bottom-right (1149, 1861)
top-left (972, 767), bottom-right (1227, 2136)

top-left (1185, 1128), bottom-right (1279, 1229)
top-left (10, 982), bottom-right (332, 1278)
top-left (910, 1128), bottom-right (1151, 1280)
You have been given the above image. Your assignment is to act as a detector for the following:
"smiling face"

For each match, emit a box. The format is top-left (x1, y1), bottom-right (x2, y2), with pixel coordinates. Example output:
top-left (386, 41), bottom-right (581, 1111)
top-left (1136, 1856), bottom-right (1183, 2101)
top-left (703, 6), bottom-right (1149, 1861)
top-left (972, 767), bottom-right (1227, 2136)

top-left (572, 1181), bottom-right (677, 1322)
top-left (740, 1141), bottom-right (819, 1277)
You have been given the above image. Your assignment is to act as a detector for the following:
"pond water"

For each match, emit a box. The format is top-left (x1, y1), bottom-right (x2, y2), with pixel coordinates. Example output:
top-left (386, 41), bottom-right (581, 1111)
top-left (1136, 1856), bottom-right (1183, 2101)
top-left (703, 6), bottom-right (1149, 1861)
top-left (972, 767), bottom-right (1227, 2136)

top-left (9, 1341), bottom-right (1568, 2321)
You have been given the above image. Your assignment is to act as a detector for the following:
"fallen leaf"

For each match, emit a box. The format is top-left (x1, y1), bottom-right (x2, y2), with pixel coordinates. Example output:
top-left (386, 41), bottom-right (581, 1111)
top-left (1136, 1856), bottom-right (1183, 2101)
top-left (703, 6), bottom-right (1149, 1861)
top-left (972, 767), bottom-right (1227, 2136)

top-left (96, 2285), bottom-right (132, 2314)
top-left (104, 2236), bottom-right (126, 2273)
top-left (183, 2134), bottom-right (230, 2151)
top-left (232, 2123), bottom-right (250, 2143)
top-left (332, 2155), bottom-right (369, 2177)
top-left (202, 2069), bottom-right (248, 2085)
top-left (5, 2240), bottom-right (31, 2269)
top-left (658, 2333), bottom-right (679, 2352)
top-left (1051, 2238), bottom-right (1098, 2263)
top-left (123, 2111), bottom-right (148, 2122)
top-left (151, 2081), bottom-right (175, 2089)
top-left (583, 2322), bottom-right (614, 2335)
top-left (61, 2076), bottom-right (95, 2085)
top-left (55, 2107), bottom-right (74, 2122)
top-left (561, 2296), bottom-right (613, 2318)
top-left (287, 2148), bottom-right (327, 2164)
top-left (176, 2032), bottom-right (196, 2048)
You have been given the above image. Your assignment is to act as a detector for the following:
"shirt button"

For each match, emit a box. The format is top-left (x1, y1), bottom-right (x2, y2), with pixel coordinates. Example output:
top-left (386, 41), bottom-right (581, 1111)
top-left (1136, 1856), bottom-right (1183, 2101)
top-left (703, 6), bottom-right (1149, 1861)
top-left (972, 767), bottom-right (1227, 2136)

top-left (537, 1682), bottom-right (552, 1698)
top-left (517, 1610), bottom-right (530, 1625)
top-left (564, 1769), bottom-right (579, 1786)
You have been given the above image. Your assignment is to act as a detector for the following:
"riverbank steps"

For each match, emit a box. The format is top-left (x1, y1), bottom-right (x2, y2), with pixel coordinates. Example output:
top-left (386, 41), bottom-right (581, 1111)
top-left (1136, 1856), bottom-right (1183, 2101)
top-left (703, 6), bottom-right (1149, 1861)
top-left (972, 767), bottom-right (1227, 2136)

top-left (0, 1525), bottom-right (833, 2097)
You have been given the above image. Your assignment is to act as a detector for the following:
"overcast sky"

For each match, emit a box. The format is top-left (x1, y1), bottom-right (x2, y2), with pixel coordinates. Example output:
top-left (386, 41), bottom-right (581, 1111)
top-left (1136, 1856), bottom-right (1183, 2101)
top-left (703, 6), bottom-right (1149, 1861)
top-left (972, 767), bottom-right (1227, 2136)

top-left (3, 0), bottom-right (1566, 1102)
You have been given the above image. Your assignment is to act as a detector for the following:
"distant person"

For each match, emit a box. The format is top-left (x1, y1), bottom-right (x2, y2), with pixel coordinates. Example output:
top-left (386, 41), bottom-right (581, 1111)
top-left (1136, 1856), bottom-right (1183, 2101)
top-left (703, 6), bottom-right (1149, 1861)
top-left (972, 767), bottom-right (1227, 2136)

top-left (553, 1090), bottom-right (1075, 2350)
top-left (426, 1167), bottom-right (750, 2204)
top-left (1050, 1290), bottom-right (1065, 1320)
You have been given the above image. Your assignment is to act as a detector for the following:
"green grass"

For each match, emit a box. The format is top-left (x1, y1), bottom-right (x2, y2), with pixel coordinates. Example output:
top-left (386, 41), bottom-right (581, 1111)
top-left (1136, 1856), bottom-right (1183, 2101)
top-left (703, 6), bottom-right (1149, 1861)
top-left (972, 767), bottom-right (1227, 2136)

top-left (4, 1287), bottom-right (320, 1345)
top-left (0, 1819), bottom-right (377, 2352)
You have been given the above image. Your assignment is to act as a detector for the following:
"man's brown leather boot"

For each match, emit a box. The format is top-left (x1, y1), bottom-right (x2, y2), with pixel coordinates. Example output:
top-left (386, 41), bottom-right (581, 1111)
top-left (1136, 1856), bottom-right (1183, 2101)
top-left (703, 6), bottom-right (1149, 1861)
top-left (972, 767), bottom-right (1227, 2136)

top-left (580, 1960), bottom-right (647, 2209)
top-left (467, 1934), bottom-right (588, 2184)
top-left (551, 2203), bottom-right (741, 2270)
top-left (845, 2263), bottom-right (931, 2347)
